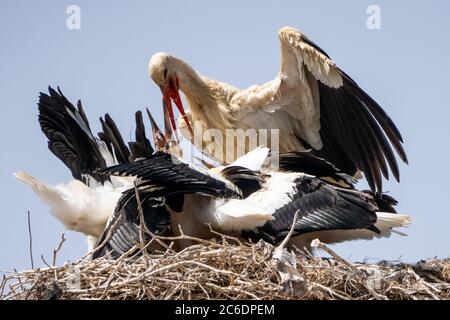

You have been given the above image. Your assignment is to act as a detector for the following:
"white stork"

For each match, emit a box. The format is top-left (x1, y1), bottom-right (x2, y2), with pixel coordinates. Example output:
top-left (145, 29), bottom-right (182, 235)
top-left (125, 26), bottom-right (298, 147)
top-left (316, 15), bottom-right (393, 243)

top-left (97, 111), bottom-right (411, 257)
top-left (14, 87), bottom-right (153, 252)
top-left (148, 26), bottom-right (408, 194)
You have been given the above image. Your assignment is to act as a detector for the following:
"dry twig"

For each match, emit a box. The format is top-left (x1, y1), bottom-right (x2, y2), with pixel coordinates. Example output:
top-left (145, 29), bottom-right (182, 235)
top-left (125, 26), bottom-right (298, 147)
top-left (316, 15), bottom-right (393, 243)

top-left (52, 233), bottom-right (66, 266)
top-left (1, 231), bottom-right (449, 300)
top-left (27, 211), bottom-right (34, 269)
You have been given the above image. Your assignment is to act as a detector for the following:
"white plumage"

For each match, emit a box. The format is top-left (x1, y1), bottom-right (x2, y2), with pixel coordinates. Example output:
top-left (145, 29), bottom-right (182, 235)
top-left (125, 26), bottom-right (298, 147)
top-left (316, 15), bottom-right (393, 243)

top-left (16, 48), bottom-right (413, 259)
top-left (148, 26), bottom-right (408, 193)
top-left (13, 88), bottom-right (145, 253)
top-left (134, 146), bottom-right (411, 252)
top-left (13, 172), bottom-right (129, 243)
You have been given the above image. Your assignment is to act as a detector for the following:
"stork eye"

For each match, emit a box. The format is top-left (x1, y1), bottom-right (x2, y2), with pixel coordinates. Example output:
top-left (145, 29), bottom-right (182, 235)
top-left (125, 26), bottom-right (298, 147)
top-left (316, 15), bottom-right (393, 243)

top-left (163, 68), bottom-right (168, 79)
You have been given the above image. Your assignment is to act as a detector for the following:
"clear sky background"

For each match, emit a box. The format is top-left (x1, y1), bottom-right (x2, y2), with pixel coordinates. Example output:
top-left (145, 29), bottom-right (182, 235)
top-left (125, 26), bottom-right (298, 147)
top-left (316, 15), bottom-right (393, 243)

top-left (1, 0), bottom-right (449, 274)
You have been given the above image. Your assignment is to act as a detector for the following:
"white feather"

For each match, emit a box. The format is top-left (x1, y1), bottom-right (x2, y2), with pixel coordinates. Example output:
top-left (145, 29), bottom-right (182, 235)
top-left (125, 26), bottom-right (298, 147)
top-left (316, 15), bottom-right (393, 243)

top-left (182, 171), bottom-right (302, 233)
top-left (13, 172), bottom-right (126, 238)
top-left (375, 212), bottom-right (412, 236)
top-left (241, 172), bottom-right (303, 214)
top-left (228, 146), bottom-right (269, 171)
top-left (213, 199), bottom-right (273, 231)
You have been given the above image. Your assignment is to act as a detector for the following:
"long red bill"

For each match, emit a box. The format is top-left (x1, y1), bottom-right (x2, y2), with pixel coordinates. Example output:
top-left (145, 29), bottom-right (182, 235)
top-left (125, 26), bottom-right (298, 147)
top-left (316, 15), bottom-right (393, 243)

top-left (164, 77), bottom-right (194, 137)
top-left (162, 99), bottom-right (174, 142)
top-left (172, 91), bottom-right (193, 136)
top-left (162, 93), bottom-right (180, 143)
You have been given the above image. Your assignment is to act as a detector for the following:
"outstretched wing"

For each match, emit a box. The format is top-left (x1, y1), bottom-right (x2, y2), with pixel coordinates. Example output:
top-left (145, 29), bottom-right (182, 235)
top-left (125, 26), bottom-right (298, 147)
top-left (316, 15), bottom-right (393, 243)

top-left (102, 152), bottom-right (242, 198)
top-left (38, 87), bottom-right (111, 184)
top-left (238, 27), bottom-right (407, 193)
top-left (242, 177), bottom-right (381, 244)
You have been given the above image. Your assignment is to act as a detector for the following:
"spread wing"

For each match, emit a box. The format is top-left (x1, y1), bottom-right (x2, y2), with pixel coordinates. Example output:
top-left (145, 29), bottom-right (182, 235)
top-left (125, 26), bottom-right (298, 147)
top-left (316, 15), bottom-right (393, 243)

top-left (237, 27), bottom-right (407, 193)
top-left (38, 87), bottom-right (111, 185)
top-left (242, 177), bottom-right (381, 244)
top-left (39, 87), bottom-right (155, 188)
top-left (102, 152), bottom-right (242, 199)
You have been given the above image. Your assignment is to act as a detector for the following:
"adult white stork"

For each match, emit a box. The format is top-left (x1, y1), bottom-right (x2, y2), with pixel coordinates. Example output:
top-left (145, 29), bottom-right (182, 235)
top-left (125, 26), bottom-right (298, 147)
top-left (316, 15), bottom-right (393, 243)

top-left (97, 112), bottom-right (411, 258)
top-left (148, 26), bottom-right (408, 194)
top-left (14, 87), bottom-right (153, 252)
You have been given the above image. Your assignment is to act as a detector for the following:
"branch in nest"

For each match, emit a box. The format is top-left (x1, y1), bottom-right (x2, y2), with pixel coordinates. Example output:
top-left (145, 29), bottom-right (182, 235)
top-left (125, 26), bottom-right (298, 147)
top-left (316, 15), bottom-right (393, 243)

top-left (52, 233), bottom-right (66, 266)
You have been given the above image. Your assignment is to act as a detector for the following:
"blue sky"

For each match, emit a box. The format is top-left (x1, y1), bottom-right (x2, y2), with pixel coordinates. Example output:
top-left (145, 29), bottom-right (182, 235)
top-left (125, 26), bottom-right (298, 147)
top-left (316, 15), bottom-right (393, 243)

top-left (1, 0), bottom-right (449, 273)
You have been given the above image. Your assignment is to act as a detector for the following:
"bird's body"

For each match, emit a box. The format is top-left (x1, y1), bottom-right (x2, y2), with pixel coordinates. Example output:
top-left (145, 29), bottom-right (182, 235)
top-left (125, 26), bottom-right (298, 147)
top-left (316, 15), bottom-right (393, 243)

top-left (177, 148), bottom-right (411, 251)
top-left (14, 91), bottom-right (407, 259)
top-left (148, 26), bottom-right (408, 193)
top-left (14, 172), bottom-right (128, 238)
top-left (17, 30), bottom-right (413, 258)
top-left (99, 146), bottom-right (411, 256)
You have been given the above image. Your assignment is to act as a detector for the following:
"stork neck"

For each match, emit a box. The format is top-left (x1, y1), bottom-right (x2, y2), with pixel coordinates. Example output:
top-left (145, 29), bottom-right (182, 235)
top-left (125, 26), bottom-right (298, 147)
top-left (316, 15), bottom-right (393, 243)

top-left (175, 58), bottom-right (210, 106)
top-left (173, 57), bottom-right (238, 130)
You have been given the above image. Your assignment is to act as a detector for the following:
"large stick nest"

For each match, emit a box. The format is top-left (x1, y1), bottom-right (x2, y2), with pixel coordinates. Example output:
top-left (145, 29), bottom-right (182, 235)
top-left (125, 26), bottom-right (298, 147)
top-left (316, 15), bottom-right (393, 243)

top-left (1, 232), bottom-right (449, 300)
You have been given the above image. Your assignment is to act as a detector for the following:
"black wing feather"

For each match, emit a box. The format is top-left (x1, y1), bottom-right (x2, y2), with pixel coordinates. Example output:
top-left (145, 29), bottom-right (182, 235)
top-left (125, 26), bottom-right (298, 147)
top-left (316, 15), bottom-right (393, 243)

top-left (244, 177), bottom-right (380, 244)
top-left (93, 188), bottom-right (172, 259)
top-left (38, 87), bottom-right (108, 184)
top-left (315, 80), bottom-right (394, 193)
top-left (342, 71), bottom-right (407, 161)
top-left (296, 42), bottom-right (408, 194)
top-left (99, 114), bottom-right (130, 164)
top-left (277, 151), bottom-right (355, 187)
top-left (128, 111), bottom-right (154, 161)
top-left (219, 166), bottom-right (264, 198)
top-left (102, 152), bottom-right (241, 199)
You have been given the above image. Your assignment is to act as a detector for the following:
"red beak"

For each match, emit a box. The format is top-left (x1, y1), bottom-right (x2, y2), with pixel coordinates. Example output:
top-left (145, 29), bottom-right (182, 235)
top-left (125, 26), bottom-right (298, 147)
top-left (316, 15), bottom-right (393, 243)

top-left (161, 76), bottom-right (194, 138)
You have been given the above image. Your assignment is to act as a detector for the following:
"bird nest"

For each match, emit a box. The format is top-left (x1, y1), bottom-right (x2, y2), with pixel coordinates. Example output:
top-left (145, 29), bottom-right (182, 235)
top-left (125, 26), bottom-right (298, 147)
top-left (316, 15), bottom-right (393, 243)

top-left (1, 229), bottom-right (449, 300)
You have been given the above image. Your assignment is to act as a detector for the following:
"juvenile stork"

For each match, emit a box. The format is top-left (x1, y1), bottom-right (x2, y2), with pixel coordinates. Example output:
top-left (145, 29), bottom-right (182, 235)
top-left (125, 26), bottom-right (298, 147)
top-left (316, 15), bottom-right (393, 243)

top-left (148, 26), bottom-right (408, 193)
top-left (14, 87), bottom-right (153, 252)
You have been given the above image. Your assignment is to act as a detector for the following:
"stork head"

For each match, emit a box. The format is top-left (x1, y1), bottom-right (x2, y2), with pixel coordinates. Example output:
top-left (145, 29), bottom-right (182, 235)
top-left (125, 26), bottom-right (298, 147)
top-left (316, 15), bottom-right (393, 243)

top-left (148, 52), bottom-right (193, 137)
